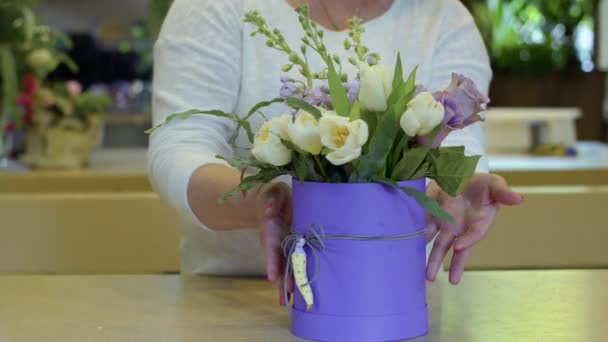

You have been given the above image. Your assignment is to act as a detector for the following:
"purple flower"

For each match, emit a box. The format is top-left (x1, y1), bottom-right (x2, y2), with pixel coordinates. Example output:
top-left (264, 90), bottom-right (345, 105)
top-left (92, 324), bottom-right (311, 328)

top-left (416, 92), bottom-right (461, 147)
top-left (280, 76), bottom-right (360, 109)
top-left (417, 75), bottom-right (490, 148)
top-left (445, 73), bottom-right (490, 119)
top-left (279, 76), bottom-right (304, 100)
top-left (433, 92), bottom-right (464, 128)
top-left (320, 86), bottom-right (332, 105)
top-left (303, 85), bottom-right (330, 106)
top-left (279, 75), bottom-right (332, 107)
top-left (344, 80), bottom-right (360, 104)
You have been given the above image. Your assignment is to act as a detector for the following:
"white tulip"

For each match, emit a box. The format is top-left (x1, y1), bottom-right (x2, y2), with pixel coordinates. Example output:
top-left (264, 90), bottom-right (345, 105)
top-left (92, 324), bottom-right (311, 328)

top-left (251, 115), bottom-right (292, 166)
top-left (319, 112), bottom-right (369, 166)
top-left (399, 92), bottom-right (445, 137)
top-left (287, 111), bottom-right (322, 155)
top-left (358, 63), bottom-right (393, 112)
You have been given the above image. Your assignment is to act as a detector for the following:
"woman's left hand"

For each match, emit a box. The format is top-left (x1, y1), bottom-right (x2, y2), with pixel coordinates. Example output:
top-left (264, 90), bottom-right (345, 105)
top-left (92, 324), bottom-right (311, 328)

top-left (426, 173), bottom-right (524, 284)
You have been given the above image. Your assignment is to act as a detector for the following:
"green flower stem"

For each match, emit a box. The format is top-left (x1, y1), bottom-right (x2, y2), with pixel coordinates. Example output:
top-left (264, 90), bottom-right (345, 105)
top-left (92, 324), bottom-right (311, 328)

top-left (313, 155), bottom-right (329, 180)
top-left (295, 6), bottom-right (332, 65)
top-left (347, 17), bottom-right (366, 62)
top-left (245, 10), bottom-right (313, 87)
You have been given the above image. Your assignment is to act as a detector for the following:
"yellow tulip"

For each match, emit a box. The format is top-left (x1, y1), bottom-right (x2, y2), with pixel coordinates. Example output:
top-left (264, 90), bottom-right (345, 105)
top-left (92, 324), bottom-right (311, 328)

top-left (319, 111), bottom-right (369, 165)
top-left (251, 115), bottom-right (292, 166)
top-left (400, 92), bottom-right (445, 136)
top-left (287, 111), bottom-right (322, 155)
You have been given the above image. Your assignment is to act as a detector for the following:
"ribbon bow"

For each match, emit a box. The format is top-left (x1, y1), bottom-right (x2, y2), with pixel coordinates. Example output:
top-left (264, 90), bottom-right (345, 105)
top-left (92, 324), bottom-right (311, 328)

top-left (280, 224), bottom-right (428, 310)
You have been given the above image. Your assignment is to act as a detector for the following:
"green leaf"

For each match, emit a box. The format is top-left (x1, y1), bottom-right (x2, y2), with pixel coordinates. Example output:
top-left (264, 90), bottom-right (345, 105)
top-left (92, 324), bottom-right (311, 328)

top-left (326, 61), bottom-right (350, 116)
top-left (280, 138), bottom-right (307, 155)
top-left (404, 65), bottom-right (418, 95)
top-left (350, 69), bottom-right (417, 181)
top-left (57, 52), bottom-right (79, 73)
top-left (392, 147), bottom-right (430, 181)
top-left (215, 155), bottom-right (267, 171)
top-left (325, 164), bottom-right (348, 183)
top-left (292, 153), bottom-right (324, 182)
top-left (399, 185), bottom-right (454, 223)
top-left (218, 168), bottom-right (287, 203)
top-left (145, 109), bottom-right (235, 134)
top-left (389, 133), bottom-right (410, 172)
top-left (236, 119), bottom-right (255, 144)
top-left (350, 107), bottom-right (400, 181)
top-left (247, 97), bottom-right (284, 118)
top-left (433, 146), bottom-right (465, 155)
top-left (360, 110), bottom-right (378, 150)
top-left (411, 160), bottom-right (431, 179)
top-left (374, 178), bottom-right (454, 223)
top-left (286, 97), bottom-right (322, 119)
top-left (386, 53), bottom-right (404, 105)
top-left (429, 151), bottom-right (481, 197)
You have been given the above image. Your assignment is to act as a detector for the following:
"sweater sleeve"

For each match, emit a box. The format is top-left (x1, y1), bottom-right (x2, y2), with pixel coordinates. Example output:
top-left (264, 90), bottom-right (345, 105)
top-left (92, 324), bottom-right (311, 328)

top-left (427, 0), bottom-right (493, 173)
top-left (148, 0), bottom-right (243, 230)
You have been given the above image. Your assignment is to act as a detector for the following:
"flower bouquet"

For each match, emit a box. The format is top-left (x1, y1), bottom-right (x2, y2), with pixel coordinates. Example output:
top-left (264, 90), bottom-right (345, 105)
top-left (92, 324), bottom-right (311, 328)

top-left (20, 80), bottom-right (111, 169)
top-left (149, 6), bottom-right (489, 341)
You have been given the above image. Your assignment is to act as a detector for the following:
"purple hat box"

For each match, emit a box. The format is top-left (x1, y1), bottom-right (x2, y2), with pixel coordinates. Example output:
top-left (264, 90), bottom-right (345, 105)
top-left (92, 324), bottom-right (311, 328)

top-left (289, 178), bottom-right (428, 342)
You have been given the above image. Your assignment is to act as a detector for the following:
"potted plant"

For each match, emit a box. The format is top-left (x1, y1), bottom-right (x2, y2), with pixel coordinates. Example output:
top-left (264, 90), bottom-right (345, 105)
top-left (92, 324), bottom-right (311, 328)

top-left (20, 80), bottom-right (110, 169)
top-left (0, 0), bottom-right (76, 169)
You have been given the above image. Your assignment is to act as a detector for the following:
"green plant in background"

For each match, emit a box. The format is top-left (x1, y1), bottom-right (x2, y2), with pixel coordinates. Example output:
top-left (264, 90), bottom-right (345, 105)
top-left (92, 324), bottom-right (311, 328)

top-left (147, 0), bottom-right (174, 40)
top-left (34, 81), bottom-right (111, 130)
top-left (470, 0), bottom-right (597, 74)
top-left (120, 0), bottom-right (173, 75)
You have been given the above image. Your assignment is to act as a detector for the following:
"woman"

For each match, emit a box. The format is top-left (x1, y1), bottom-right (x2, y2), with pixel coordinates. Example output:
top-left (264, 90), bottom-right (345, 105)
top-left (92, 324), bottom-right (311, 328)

top-left (149, 0), bottom-right (523, 301)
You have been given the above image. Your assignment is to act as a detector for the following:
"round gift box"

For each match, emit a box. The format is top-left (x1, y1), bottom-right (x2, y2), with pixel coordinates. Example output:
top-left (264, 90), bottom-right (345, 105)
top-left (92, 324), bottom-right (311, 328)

top-left (290, 178), bottom-right (428, 342)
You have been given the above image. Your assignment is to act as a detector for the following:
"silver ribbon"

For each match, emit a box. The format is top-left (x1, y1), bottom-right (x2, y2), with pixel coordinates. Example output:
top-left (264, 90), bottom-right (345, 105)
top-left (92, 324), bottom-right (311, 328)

top-left (281, 223), bottom-right (427, 308)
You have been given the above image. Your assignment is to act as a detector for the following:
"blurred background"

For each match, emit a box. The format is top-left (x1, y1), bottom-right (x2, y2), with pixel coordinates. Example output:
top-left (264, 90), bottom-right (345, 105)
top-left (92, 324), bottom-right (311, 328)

top-left (0, 0), bottom-right (607, 274)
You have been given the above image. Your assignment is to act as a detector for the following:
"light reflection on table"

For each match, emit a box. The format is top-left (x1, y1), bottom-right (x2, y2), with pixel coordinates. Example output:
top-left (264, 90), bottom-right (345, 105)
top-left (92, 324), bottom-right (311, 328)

top-left (0, 270), bottom-right (605, 341)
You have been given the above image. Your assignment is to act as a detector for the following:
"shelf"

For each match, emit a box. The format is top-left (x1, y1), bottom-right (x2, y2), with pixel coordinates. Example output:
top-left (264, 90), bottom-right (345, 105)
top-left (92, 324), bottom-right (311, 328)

top-left (104, 113), bottom-right (151, 125)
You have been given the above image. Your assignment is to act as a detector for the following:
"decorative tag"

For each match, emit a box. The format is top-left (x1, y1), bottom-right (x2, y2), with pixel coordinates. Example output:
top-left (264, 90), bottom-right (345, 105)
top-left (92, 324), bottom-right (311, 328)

top-left (291, 237), bottom-right (314, 310)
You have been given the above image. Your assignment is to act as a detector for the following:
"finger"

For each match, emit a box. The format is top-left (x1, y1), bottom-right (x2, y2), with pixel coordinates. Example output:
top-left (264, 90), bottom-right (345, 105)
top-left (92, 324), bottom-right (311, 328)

top-left (282, 184), bottom-right (293, 229)
top-left (277, 274), bottom-right (286, 306)
top-left (288, 273), bottom-right (294, 294)
top-left (277, 271), bottom-right (294, 306)
top-left (490, 175), bottom-right (524, 206)
top-left (453, 218), bottom-right (493, 252)
top-left (262, 217), bottom-right (284, 282)
top-left (426, 223), bottom-right (439, 244)
top-left (448, 247), bottom-right (471, 285)
top-left (262, 183), bottom-right (291, 218)
top-left (431, 196), bottom-right (467, 234)
top-left (426, 231), bottom-right (455, 282)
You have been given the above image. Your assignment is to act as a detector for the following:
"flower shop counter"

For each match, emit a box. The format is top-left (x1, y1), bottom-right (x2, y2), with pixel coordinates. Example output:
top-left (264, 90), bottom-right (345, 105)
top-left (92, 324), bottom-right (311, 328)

top-left (3, 143), bottom-right (607, 193)
top-left (489, 141), bottom-right (608, 186)
top-left (0, 270), bottom-right (606, 341)
top-left (1, 146), bottom-right (608, 273)
top-left (0, 148), bottom-right (151, 193)
top-left (0, 148), bottom-right (179, 274)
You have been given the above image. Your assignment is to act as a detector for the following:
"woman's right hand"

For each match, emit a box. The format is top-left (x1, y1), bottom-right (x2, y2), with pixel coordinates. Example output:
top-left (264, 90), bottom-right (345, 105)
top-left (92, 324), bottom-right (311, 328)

top-left (255, 182), bottom-right (292, 305)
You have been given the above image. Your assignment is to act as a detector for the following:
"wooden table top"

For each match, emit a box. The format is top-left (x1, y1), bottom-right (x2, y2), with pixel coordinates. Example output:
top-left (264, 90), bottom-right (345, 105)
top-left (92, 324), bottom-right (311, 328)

top-left (0, 270), bottom-right (606, 341)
